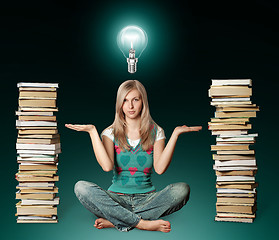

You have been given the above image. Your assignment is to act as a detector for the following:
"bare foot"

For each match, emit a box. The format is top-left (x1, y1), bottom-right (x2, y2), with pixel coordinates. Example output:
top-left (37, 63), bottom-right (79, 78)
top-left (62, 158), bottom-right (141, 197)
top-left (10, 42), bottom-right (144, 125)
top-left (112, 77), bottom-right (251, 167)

top-left (94, 218), bottom-right (114, 229)
top-left (136, 219), bottom-right (171, 233)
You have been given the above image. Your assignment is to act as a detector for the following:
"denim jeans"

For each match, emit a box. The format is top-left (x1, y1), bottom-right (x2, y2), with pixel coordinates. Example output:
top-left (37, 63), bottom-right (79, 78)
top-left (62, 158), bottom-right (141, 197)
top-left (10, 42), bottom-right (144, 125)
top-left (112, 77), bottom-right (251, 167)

top-left (74, 180), bottom-right (190, 232)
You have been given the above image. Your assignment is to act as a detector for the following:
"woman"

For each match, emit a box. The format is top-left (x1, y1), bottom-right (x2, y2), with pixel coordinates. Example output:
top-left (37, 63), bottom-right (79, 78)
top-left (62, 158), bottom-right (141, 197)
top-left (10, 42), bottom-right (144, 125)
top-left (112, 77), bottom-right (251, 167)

top-left (65, 80), bottom-right (202, 232)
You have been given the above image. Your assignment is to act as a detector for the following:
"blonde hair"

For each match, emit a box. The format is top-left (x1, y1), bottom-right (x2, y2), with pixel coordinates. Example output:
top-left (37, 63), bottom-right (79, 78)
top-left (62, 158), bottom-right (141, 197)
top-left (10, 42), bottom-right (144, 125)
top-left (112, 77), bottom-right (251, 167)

top-left (110, 80), bottom-right (157, 151)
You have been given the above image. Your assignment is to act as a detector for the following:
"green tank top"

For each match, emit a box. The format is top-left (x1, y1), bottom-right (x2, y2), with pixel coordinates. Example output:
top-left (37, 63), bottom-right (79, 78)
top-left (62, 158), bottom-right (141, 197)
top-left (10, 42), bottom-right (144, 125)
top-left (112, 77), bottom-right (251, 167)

top-left (108, 125), bottom-right (157, 194)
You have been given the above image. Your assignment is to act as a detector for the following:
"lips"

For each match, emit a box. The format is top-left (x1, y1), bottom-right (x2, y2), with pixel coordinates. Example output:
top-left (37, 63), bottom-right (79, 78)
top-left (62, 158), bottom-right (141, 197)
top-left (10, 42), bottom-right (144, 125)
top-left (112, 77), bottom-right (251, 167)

top-left (128, 111), bottom-right (135, 114)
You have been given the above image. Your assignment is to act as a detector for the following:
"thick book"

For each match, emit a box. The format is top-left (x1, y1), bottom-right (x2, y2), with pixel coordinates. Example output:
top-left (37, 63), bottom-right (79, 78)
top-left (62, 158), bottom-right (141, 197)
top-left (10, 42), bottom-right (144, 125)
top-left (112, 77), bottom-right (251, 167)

top-left (16, 191), bottom-right (56, 200)
top-left (209, 86), bottom-right (252, 97)
top-left (19, 164), bottom-right (57, 170)
top-left (16, 207), bottom-right (57, 216)
top-left (19, 99), bottom-right (56, 108)
top-left (19, 91), bottom-right (57, 98)
top-left (216, 204), bottom-right (256, 214)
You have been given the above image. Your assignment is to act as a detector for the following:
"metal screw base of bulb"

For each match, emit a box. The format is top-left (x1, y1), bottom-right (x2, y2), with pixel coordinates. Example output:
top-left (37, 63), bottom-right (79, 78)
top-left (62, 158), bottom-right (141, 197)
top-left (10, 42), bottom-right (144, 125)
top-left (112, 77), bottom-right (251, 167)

top-left (127, 58), bottom-right (138, 74)
top-left (128, 62), bottom-right (137, 73)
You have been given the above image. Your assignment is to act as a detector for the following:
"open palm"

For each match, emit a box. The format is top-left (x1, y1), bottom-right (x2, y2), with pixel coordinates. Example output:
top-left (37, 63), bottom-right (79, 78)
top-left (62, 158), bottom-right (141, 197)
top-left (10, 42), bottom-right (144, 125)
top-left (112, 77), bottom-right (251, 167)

top-left (65, 124), bottom-right (95, 133)
top-left (174, 125), bottom-right (202, 136)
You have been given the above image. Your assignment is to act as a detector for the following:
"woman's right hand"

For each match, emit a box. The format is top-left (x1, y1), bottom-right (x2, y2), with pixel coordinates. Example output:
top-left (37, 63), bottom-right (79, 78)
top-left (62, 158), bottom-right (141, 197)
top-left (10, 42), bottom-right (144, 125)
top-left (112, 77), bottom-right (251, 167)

top-left (65, 124), bottom-right (96, 133)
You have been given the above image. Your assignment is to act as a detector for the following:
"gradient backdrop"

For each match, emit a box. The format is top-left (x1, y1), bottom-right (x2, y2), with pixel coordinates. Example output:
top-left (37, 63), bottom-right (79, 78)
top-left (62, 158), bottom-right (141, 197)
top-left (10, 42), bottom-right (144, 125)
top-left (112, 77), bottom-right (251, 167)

top-left (1, 0), bottom-right (279, 239)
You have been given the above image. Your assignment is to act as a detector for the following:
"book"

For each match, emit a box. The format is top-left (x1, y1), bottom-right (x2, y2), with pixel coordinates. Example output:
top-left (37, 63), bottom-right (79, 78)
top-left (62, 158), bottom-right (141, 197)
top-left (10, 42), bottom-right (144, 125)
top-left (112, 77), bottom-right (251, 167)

top-left (212, 154), bottom-right (255, 160)
top-left (18, 107), bottom-right (58, 112)
top-left (211, 144), bottom-right (251, 151)
top-left (209, 124), bottom-right (252, 130)
top-left (17, 138), bottom-right (60, 144)
top-left (17, 149), bottom-right (61, 155)
top-left (17, 82), bottom-right (59, 88)
top-left (18, 134), bottom-right (59, 139)
top-left (16, 111), bottom-right (54, 116)
top-left (21, 197), bottom-right (59, 205)
top-left (217, 198), bottom-right (256, 204)
top-left (19, 164), bottom-right (57, 170)
top-left (215, 170), bottom-right (256, 176)
top-left (16, 120), bottom-right (57, 127)
top-left (208, 86), bottom-right (252, 97)
top-left (211, 79), bottom-right (252, 86)
top-left (216, 188), bottom-right (256, 194)
top-left (215, 217), bottom-right (253, 223)
top-left (16, 191), bottom-right (56, 200)
top-left (16, 143), bottom-right (61, 150)
top-left (19, 91), bottom-right (57, 98)
top-left (217, 150), bottom-right (255, 155)
top-left (216, 204), bottom-right (256, 214)
top-left (214, 160), bottom-right (256, 167)
top-left (216, 183), bottom-right (258, 190)
top-left (16, 206), bottom-right (57, 216)
top-left (19, 99), bottom-right (56, 108)
top-left (215, 112), bottom-right (257, 118)
top-left (216, 176), bottom-right (255, 182)
top-left (18, 129), bottom-right (58, 134)
top-left (18, 116), bottom-right (56, 121)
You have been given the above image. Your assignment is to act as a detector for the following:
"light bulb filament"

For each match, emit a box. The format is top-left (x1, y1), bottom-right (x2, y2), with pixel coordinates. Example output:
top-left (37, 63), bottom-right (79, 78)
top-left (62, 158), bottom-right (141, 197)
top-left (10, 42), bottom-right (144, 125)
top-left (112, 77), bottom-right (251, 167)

top-left (131, 41), bottom-right (133, 49)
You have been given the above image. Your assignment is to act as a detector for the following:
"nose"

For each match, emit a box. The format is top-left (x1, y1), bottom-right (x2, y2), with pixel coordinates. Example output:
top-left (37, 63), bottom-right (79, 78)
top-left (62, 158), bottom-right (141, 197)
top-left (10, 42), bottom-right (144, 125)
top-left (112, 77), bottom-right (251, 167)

top-left (129, 100), bottom-right (134, 109)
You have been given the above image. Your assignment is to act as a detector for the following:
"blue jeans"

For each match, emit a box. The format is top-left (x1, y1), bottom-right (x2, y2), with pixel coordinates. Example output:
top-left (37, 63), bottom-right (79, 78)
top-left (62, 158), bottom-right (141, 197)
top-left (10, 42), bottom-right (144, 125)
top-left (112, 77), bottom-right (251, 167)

top-left (74, 181), bottom-right (190, 232)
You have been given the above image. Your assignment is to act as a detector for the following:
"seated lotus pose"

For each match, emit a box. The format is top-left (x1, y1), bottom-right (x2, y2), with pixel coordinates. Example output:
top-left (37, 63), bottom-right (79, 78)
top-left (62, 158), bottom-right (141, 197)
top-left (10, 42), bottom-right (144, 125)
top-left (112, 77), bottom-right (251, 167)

top-left (65, 80), bottom-right (202, 232)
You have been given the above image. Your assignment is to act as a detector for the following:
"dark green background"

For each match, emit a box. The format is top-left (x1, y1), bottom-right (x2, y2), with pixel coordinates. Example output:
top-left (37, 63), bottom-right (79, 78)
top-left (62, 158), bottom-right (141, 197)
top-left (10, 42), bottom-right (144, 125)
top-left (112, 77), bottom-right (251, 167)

top-left (1, 0), bottom-right (278, 239)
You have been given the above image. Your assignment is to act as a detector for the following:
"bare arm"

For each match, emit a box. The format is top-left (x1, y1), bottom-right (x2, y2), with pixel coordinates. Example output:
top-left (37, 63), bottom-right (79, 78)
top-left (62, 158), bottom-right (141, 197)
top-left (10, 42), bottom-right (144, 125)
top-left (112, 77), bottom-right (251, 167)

top-left (65, 124), bottom-right (114, 172)
top-left (153, 125), bottom-right (202, 175)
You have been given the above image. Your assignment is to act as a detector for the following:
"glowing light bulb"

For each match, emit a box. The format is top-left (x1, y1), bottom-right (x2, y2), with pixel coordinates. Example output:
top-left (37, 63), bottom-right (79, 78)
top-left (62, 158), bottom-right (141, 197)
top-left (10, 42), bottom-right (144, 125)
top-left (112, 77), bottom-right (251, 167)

top-left (117, 25), bottom-right (148, 73)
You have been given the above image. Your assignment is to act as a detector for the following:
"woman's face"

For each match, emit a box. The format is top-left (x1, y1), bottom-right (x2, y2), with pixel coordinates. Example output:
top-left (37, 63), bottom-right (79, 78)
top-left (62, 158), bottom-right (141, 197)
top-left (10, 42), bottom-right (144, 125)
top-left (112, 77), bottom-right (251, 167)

top-left (122, 89), bottom-right (143, 120)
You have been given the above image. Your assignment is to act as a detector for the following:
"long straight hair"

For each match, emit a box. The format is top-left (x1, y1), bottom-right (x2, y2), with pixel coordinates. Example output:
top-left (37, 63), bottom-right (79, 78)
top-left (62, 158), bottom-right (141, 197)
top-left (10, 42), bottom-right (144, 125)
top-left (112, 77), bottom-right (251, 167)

top-left (109, 80), bottom-right (157, 151)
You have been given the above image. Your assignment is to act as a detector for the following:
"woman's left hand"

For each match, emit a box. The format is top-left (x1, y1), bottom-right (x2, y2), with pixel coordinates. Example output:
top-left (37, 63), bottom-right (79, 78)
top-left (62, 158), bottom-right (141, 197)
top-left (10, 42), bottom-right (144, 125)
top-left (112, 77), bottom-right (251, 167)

top-left (173, 125), bottom-right (202, 137)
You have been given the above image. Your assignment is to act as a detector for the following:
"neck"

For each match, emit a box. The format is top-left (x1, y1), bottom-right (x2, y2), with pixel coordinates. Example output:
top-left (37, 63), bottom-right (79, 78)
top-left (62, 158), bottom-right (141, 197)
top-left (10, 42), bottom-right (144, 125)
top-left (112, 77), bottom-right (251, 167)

top-left (125, 117), bottom-right (141, 131)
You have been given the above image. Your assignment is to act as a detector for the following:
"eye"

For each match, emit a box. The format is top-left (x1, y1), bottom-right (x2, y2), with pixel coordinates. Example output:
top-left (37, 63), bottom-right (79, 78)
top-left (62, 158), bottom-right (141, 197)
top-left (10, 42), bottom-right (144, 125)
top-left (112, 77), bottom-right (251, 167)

top-left (123, 99), bottom-right (127, 102)
top-left (134, 98), bottom-right (139, 101)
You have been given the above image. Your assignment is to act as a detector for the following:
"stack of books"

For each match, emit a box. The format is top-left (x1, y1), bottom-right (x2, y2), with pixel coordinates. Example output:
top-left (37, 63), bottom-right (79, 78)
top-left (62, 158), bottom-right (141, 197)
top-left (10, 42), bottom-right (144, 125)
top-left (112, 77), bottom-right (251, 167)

top-left (208, 79), bottom-right (259, 223)
top-left (15, 82), bottom-right (61, 223)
